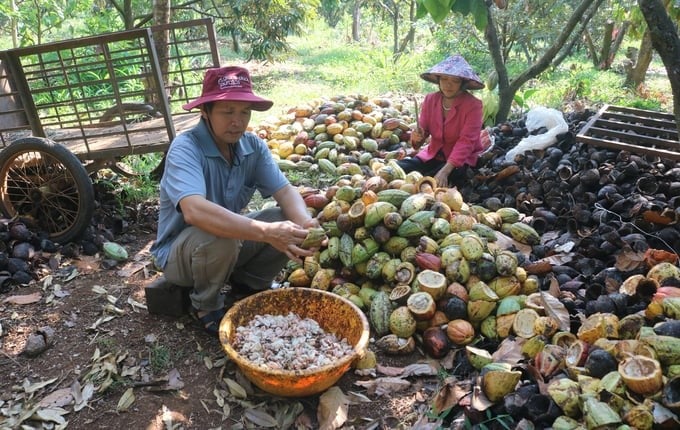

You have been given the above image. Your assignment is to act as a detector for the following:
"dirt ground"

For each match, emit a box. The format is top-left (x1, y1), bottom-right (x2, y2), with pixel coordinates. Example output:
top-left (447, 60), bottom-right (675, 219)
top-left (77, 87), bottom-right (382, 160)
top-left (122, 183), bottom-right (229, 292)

top-left (0, 204), bottom-right (451, 430)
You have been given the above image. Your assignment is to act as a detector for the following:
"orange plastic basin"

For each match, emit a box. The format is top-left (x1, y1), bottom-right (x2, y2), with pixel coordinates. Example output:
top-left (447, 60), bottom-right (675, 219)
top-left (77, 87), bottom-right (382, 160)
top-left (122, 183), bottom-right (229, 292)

top-left (219, 287), bottom-right (370, 397)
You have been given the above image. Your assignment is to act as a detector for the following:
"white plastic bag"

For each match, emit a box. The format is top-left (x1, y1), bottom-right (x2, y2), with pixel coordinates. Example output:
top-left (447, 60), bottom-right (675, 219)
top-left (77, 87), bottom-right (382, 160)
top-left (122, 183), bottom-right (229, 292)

top-left (504, 106), bottom-right (568, 161)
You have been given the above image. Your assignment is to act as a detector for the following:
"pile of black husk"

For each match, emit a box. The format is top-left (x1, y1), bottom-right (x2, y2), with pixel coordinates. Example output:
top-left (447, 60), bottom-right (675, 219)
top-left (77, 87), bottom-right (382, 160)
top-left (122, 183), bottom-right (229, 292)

top-left (0, 180), bottom-right (158, 293)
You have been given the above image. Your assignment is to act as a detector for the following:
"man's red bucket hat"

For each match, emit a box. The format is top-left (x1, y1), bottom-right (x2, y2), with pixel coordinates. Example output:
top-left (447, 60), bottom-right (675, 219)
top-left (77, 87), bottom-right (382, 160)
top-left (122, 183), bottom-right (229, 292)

top-left (182, 66), bottom-right (273, 111)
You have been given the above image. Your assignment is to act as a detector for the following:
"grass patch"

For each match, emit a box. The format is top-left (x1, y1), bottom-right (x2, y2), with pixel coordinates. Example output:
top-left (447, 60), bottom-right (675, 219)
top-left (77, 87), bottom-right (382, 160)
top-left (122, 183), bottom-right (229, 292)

top-left (148, 343), bottom-right (173, 374)
top-left (96, 336), bottom-right (117, 351)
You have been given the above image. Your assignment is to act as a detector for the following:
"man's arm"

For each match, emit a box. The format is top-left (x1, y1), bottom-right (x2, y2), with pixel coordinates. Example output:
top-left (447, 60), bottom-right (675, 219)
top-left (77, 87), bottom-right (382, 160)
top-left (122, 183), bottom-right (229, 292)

top-left (179, 195), bottom-right (270, 241)
top-left (179, 189), bottom-right (316, 262)
top-left (273, 184), bottom-right (319, 228)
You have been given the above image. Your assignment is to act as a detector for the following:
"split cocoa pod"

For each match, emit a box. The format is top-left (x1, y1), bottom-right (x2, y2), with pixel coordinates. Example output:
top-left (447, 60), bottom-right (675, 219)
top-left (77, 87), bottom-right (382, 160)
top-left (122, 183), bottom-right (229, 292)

top-left (300, 227), bottom-right (327, 249)
top-left (481, 362), bottom-right (522, 403)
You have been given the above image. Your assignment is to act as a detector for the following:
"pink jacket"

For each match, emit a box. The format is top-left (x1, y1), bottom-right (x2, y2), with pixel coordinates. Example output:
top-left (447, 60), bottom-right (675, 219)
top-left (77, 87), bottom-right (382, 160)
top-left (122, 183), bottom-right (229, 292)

top-left (415, 91), bottom-right (483, 167)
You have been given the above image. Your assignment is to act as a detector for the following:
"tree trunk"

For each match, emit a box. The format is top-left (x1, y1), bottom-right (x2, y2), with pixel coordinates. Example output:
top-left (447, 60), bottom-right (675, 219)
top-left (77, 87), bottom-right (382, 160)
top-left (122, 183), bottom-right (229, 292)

top-left (10, 0), bottom-right (18, 48)
top-left (606, 20), bottom-right (630, 69)
top-left (231, 30), bottom-right (241, 53)
top-left (583, 30), bottom-right (599, 67)
top-left (352, 1), bottom-right (363, 42)
top-left (124, 0), bottom-right (134, 29)
top-left (391, 2), bottom-right (399, 55)
top-left (637, 0), bottom-right (680, 134)
top-left (153, 0), bottom-right (171, 82)
top-left (486, 0), bottom-right (603, 123)
top-left (110, 0), bottom-right (135, 29)
top-left (626, 29), bottom-right (653, 88)
top-left (598, 19), bottom-right (614, 69)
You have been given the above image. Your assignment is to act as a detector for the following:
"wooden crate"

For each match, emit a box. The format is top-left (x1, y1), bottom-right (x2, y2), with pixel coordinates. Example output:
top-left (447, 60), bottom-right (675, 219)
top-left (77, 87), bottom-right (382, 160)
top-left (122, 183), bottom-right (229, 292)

top-left (576, 104), bottom-right (679, 160)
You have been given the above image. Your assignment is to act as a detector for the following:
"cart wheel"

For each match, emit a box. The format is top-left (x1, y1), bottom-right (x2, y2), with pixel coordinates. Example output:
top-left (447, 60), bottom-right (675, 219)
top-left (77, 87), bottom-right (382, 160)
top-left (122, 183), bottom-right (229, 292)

top-left (0, 137), bottom-right (94, 244)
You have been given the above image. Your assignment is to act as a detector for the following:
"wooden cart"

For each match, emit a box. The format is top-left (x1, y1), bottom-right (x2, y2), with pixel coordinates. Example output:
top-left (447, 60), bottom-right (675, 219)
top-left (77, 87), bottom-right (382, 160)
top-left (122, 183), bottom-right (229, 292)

top-left (0, 18), bottom-right (220, 243)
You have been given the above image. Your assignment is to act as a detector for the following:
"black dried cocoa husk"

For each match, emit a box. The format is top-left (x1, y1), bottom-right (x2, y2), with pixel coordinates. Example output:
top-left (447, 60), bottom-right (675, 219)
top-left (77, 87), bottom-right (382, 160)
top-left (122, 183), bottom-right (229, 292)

top-left (12, 270), bottom-right (33, 285)
top-left (39, 239), bottom-right (58, 253)
top-left (11, 242), bottom-right (35, 260)
top-left (60, 243), bottom-right (80, 259)
top-left (585, 296), bottom-right (616, 316)
top-left (584, 283), bottom-right (607, 301)
top-left (585, 348), bottom-right (618, 379)
top-left (81, 241), bottom-right (99, 256)
top-left (7, 257), bottom-right (29, 274)
top-left (525, 393), bottom-right (561, 427)
top-left (9, 222), bottom-right (32, 242)
top-left (0, 274), bottom-right (13, 293)
top-left (504, 383), bottom-right (539, 418)
top-left (100, 259), bottom-right (119, 270)
top-left (654, 320), bottom-right (680, 337)
top-left (608, 293), bottom-right (629, 317)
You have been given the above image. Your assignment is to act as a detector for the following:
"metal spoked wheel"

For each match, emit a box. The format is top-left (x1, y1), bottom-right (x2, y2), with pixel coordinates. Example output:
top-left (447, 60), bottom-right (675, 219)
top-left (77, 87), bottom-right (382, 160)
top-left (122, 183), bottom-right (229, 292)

top-left (0, 137), bottom-right (94, 244)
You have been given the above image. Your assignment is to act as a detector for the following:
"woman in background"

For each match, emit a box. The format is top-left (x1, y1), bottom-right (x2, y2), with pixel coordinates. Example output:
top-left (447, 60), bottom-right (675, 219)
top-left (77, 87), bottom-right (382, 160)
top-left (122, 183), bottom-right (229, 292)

top-left (398, 54), bottom-right (486, 188)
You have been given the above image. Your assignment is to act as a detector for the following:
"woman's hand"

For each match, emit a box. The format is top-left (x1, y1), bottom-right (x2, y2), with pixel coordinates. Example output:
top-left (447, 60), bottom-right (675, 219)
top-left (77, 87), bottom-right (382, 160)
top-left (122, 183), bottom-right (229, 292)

top-left (435, 163), bottom-right (456, 188)
top-left (410, 127), bottom-right (425, 150)
top-left (434, 170), bottom-right (450, 188)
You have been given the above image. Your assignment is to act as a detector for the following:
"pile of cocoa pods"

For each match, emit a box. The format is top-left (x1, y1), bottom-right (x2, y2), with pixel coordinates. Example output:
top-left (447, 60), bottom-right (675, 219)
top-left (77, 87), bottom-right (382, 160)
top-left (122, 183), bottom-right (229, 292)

top-left (258, 94), bottom-right (680, 428)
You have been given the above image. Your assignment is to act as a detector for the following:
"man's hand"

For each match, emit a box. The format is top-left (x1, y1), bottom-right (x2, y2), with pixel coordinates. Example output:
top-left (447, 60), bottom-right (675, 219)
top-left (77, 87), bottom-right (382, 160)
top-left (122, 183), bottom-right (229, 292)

top-left (266, 220), bottom-right (318, 263)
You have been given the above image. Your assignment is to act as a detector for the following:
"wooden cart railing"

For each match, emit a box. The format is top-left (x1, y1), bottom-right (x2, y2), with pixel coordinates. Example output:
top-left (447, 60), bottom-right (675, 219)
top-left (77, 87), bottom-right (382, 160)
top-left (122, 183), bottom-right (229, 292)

top-left (0, 19), bottom-right (220, 243)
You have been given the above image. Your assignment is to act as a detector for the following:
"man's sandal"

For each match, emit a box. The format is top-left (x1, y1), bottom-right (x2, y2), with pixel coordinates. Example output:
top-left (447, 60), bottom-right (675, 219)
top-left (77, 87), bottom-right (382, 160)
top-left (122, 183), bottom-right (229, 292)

top-left (191, 308), bottom-right (226, 337)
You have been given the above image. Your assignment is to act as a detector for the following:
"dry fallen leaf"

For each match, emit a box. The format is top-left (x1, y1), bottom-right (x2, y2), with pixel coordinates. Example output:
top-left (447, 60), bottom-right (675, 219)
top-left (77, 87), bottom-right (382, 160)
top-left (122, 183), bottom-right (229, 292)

top-left (346, 391), bottom-right (371, 404)
top-left (294, 410), bottom-right (315, 429)
top-left (23, 377), bottom-right (58, 395)
top-left (91, 285), bottom-right (107, 295)
top-left (540, 290), bottom-right (570, 331)
top-left (38, 388), bottom-right (73, 408)
top-left (317, 386), bottom-right (349, 430)
top-left (75, 256), bottom-right (100, 273)
top-left (3, 292), bottom-right (42, 305)
top-left (376, 364), bottom-right (405, 377)
top-left (166, 368), bottom-right (184, 391)
top-left (244, 408), bottom-right (279, 427)
top-left (88, 315), bottom-right (116, 331)
top-left (470, 377), bottom-right (493, 412)
top-left (116, 387), bottom-right (135, 412)
top-left (354, 377), bottom-right (411, 397)
top-left (203, 356), bottom-right (213, 369)
top-left (491, 337), bottom-right (524, 364)
top-left (31, 407), bottom-right (68, 425)
top-left (615, 247), bottom-right (645, 271)
top-left (223, 377), bottom-right (247, 399)
top-left (127, 296), bottom-right (147, 311)
top-left (72, 381), bottom-right (95, 412)
top-left (272, 400), bottom-right (304, 430)
top-left (400, 362), bottom-right (439, 377)
top-left (493, 232), bottom-right (532, 256)
top-left (431, 376), bottom-right (470, 415)
top-left (213, 388), bottom-right (225, 407)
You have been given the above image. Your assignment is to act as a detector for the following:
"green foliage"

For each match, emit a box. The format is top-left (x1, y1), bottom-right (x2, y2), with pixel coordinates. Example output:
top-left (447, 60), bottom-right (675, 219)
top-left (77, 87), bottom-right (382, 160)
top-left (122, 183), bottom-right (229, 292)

top-left (480, 88), bottom-right (500, 126)
top-left (319, 0), bottom-right (350, 27)
top-left (211, 0), bottom-right (320, 62)
top-left (464, 410), bottom-right (514, 430)
top-left (148, 343), bottom-right (173, 374)
top-left (513, 88), bottom-right (538, 113)
top-left (418, 0), bottom-right (488, 29)
top-left (96, 336), bottom-right (117, 351)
